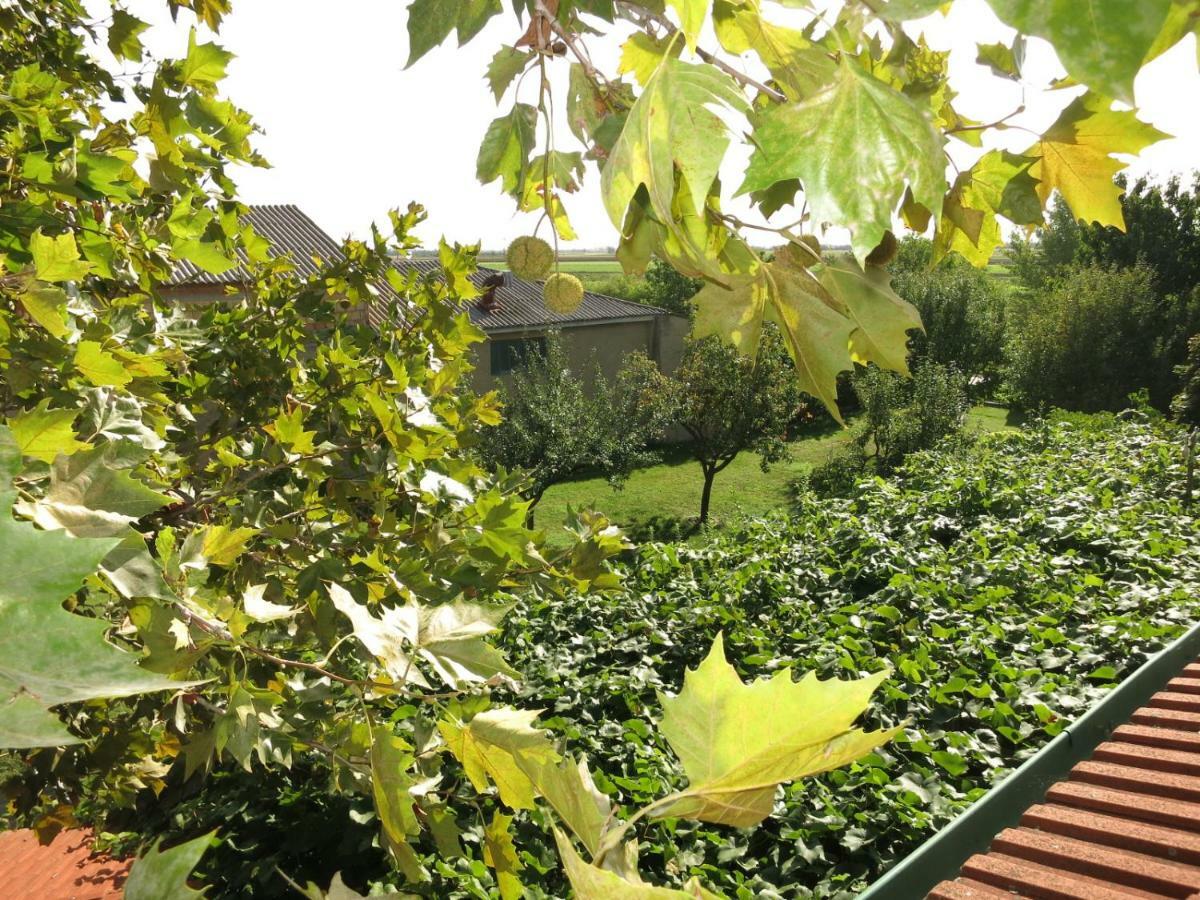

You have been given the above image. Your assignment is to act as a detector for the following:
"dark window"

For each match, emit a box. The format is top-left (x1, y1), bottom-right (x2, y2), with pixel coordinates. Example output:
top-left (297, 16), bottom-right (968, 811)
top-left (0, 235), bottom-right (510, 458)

top-left (490, 337), bottom-right (547, 376)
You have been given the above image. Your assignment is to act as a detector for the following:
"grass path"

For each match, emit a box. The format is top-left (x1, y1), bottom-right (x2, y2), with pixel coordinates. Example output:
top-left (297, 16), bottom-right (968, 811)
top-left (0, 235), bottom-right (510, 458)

top-left (536, 406), bottom-right (1019, 543)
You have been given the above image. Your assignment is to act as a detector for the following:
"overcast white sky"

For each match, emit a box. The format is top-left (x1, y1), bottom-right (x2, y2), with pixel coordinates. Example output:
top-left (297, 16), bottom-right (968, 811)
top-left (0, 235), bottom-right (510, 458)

top-left (103, 1), bottom-right (1200, 250)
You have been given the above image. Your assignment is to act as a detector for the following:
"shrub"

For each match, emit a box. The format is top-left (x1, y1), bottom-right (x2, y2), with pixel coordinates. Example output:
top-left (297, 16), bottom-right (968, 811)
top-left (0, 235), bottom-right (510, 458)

top-left (806, 362), bottom-right (969, 496)
top-left (891, 261), bottom-right (1007, 394)
top-left (1005, 264), bottom-right (1200, 411)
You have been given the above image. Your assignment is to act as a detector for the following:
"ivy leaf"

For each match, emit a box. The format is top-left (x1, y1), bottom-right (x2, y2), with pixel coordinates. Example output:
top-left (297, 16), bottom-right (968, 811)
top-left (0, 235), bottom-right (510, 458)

top-left (477, 104), bottom-right (539, 198)
top-left (602, 59), bottom-right (748, 253)
top-left (180, 28), bottom-right (234, 89)
top-left (30, 229), bottom-right (92, 282)
top-left (818, 261), bottom-right (922, 376)
top-left (486, 46), bottom-right (533, 101)
top-left (983, 0), bottom-right (1172, 103)
top-left (741, 59), bottom-right (945, 265)
top-left (124, 832), bottom-right (215, 900)
top-left (296, 873), bottom-right (410, 900)
top-left (1026, 92), bottom-right (1167, 230)
top-left (654, 633), bottom-right (901, 827)
top-left (75, 341), bottom-right (134, 388)
top-left (7, 402), bottom-right (89, 463)
top-left (0, 426), bottom-right (182, 749)
top-left (666, 0), bottom-right (711, 52)
top-left (17, 281), bottom-right (71, 338)
top-left (483, 811), bottom-right (524, 900)
top-left (437, 707), bottom-right (559, 810)
top-left (553, 828), bottom-right (719, 898)
top-left (108, 10), bottom-right (150, 62)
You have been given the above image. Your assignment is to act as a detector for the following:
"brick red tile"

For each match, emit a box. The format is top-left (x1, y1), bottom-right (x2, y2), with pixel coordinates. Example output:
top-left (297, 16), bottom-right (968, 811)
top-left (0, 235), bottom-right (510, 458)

top-left (0, 829), bottom-right (129, 900)
top-left (1070, 759), bottom-right (1200, 803)
top-left (1093, 741), bottom-right (1200, 777)
top-left (1022, 802), bottom-right (1200, 865)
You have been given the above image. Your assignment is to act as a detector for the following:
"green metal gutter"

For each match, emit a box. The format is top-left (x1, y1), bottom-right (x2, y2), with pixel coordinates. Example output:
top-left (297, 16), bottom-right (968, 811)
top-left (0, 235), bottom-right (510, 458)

top-left (858, 617), bottom-right (1200, 900)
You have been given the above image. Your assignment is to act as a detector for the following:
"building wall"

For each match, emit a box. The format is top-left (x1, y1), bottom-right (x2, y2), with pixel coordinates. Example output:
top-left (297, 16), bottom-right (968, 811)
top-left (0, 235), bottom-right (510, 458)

top-left (471, 315), bottom-right (688, 395)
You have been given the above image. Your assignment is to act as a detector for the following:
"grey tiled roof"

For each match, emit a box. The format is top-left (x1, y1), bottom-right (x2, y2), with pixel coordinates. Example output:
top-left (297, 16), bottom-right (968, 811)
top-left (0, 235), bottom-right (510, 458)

top-left (397, 258), bottom-right (666, 333)
top-left (169, 204), bottom-right (347, 286)
top-left (168, 205), bottom-right (666, 332)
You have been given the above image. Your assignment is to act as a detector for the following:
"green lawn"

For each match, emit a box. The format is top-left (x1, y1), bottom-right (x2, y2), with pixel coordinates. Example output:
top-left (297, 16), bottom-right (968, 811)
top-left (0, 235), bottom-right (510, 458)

top-left (536, 406), bottom-right (1018, 544)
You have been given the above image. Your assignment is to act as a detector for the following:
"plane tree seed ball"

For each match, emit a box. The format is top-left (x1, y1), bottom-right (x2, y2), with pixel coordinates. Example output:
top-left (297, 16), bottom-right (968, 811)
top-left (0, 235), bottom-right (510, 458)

top-left (865, 230), bottom-right (899, 268)
top-left (776, 234), bottom-right (822, 269)
top-left (506, 236), bottom-right (555, 280)
top-left (543, 273), bottom-right (584, 314)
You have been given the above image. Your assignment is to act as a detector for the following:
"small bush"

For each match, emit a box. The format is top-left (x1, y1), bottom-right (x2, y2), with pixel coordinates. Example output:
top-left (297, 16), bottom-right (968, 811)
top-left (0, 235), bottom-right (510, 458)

top-left (1005, 265), bottom-right (1200, 412)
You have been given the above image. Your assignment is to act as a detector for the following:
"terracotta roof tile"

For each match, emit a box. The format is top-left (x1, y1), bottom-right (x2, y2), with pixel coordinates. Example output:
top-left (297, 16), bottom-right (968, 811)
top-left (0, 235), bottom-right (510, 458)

top-left (0, 829), bottom-right (129, 899)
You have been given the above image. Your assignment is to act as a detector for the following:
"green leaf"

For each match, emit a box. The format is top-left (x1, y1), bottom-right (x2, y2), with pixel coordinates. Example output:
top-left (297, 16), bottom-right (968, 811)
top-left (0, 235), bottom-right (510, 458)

top-left (976, 38), bottom-right (1025, 81)
top-left (486, 46), bottom-right (533, 101)
top-left (712, 0), bottom-right (836, 99)
top-left (602, 58), bottom-right (748, 275)
top-left (819, 260), bottom-right (922, 376)
top-left (124, 833), bottom-right (215, 900)
top-left (877, 0), bottom-right (949, 19)
top-left (172, 238), bottom-right (238, 275)
top-left (483, 811), bottom-right (524, 900)
top-left (0, 426), bottom-right (181, 749)
top-left (75, 341), bottom-right (134, 388)
top-left (265, 407), bottom-right (317, 454)
top-left (7, 402), bottom-right (89, 463)
top-left (18, 445), bottom-right (170, 538)
top-left (477, 104), bottom-right (539, 198)
top-left (618, 32), bottom-right (682, 87)
top-left (0, 694), bottom-right (78, 750)
top-left (740, 59), bottom-right (945, 265)
top-left (933, 150), bottom-right (1040, 266)
top-left (17, 281), bottom-right (70, 338)
top-left (437, 707), bottom-right (559, 810)
top-left (30, 229), bottom-right (92, 282)
top-left (406, 0), bottom-right (459, 67)
top-left (983, 0), bottom-right (1172, 103)
top-left (666, 0), bottom-right (711, 52)
top-left (1026, 92), bottom-right (1167, 230)
top-left (521, 753), bottom-right (613, 856)
top-left (654, 634), bottom-right (901, 826)
top-left (108, 10), bottom-right (150, 62)
top-left (180, 28), bottom-right (234, 89)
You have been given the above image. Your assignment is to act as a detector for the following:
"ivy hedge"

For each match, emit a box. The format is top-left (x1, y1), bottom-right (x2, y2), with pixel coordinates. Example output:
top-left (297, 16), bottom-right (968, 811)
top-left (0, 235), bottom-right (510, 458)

top-left (500, 413), bottom-right (1200, 897)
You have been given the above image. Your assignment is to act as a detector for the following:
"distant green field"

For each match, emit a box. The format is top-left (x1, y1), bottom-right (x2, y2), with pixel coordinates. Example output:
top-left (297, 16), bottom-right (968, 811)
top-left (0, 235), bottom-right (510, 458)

top-left (481, 257), bottom-right (625, 275)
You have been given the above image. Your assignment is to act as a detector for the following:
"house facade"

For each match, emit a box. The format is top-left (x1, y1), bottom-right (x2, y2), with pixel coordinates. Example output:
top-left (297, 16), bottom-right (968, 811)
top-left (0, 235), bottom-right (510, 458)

top-left (166, 206), bottom-right (689, 390)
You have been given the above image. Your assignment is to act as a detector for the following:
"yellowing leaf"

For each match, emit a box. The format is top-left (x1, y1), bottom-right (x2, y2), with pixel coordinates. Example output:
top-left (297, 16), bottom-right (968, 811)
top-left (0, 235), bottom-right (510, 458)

top-left (983, 0), bottom-right (1172, 103)
top-left (17, 281), bottom-right (70, 338)
top-left (1027, 92), bottom-right (1168, 230)
top-left (7, 402), bottom-right (89, 463)
top-left (553, 828), bottom-right (718, 899)
top-left (370, 728), bottom-right (420, 863)
top-left (437, 707), bottom-right (558, 810)
top-left (712, 0), bottom-right (835, 99)
top-left (522, 754), bottom-right (613, 856)
top-left (740, 59), bottom-right (945, 265)
top-left (654, 634), bottom-right (901, 827)
top-left (619, 32), bottom-right (680, 87)
top-left (199, 524), bottom-right (258, 567)
top-left (75, 341), bottom-right (134, 388)
top-left (242, 584), bottom-right (301, 622)
top-left (483, 811), bottom-right (524, 900)
top-left (30, 229), bottom-right (92, 283)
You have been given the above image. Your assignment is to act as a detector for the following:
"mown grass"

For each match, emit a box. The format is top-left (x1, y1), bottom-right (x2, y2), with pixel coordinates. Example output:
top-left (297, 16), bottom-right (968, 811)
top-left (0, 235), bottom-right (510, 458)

top-left (536, 406), bottom-right (1018, 544)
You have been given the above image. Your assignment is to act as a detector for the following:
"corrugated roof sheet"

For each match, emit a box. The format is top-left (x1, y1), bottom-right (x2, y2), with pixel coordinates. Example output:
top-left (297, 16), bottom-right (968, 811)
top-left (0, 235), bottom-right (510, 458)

top-left (168, 204), bottom-right (346, 287)
top-left (928, 660), bottom-right (1200, 900)
top-left (167, 205), bottom-right (667, 332)
top-left (396, 258), bottom-right (666, 332)
top-left (0, 828), bottom-right (129, 899)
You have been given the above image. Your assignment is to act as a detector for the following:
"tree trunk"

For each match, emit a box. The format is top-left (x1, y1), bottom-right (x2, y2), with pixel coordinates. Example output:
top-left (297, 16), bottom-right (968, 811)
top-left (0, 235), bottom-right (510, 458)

top-left (699, 467), bottom-right (716, 525)
top-left (524, 487), bottom-right (546, 528)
